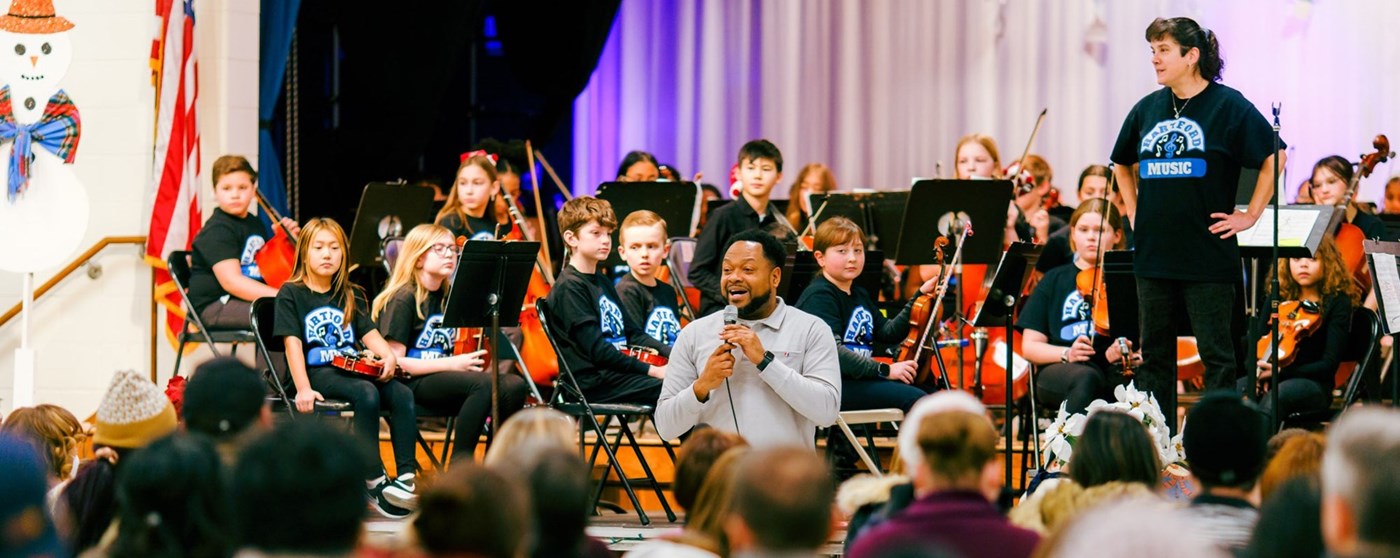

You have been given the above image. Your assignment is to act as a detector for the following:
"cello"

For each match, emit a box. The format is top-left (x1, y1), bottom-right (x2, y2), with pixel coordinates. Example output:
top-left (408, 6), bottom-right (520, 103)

top-left (252, 191), bottom-right (297, 288)
top-left (1334, 135), bottom-right (1393, 290)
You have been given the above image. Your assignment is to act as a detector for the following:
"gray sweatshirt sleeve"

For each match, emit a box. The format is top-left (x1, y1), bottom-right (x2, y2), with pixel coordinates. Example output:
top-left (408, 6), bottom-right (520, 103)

top-left (655, 324), bottom-right (707, 439)
top-left (757, 318), bottom-right (841, 427)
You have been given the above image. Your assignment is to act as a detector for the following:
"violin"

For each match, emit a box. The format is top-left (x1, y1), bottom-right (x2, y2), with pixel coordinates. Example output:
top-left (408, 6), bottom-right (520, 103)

top-left (252, 192), bottom-right (297, 289)
top-left (897, 233), bottom-right (959, 388)
top-left (331, 351), bottom-right (408, 380)
top-left (621, 346), bottom-right (668, 367)
top-left (1072, 197), bottom-right (1136, 377)
top-left (1335, 135), bottom-right (1394, 289)
top-left (1256, 299), bottom-right (1323, 369)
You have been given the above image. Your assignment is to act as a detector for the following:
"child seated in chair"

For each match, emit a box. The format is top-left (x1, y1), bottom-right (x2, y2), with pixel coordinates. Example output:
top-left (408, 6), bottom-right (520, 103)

top-left (616, 210), bottom-right (685, 347)
top-left (545, 197), bottom-right (670, 405)
top-left (188, 155), bottom-right (299, 331)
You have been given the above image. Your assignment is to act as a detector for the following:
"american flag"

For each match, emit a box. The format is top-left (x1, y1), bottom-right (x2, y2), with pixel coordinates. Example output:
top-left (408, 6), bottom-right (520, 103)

top-left (145, 0), bottom-right (201, 347)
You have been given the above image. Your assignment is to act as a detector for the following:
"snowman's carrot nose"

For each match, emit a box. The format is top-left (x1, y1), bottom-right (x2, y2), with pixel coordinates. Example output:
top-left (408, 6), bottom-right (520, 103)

top-left (28, 55), bottom-right (35, 67)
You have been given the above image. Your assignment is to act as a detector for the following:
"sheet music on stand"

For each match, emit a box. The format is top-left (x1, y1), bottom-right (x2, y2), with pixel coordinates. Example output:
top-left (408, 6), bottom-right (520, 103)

top-left (1365, 240), bottom-right (1400, 335)
top-left (1234, 204), bottom-right (1342, 258)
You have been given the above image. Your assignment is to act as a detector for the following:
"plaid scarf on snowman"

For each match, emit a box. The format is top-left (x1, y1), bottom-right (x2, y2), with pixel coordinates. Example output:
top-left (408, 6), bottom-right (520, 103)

top-left (0, 85), bottom-right (81, 202)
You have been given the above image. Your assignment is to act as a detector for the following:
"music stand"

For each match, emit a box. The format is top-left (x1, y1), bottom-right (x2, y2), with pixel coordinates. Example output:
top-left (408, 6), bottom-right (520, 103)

top-left (1234, 204), bottom-right (1343, 259)
top-left (596, 181), bottom-right (701, 275)
top-left (1102, 250), bottom-right (1140, 343)
top-left (808, 192), bottom-right (910, 252)
top-left (347, 181), bottom-right (437, 272)
top-left (1365, 240), bottom-right (1400, 407)
top-left (896, 179), bottom-right (1013, 266)
top-left (442, 240), bottom-right (540, 429)
top-left (971, 241), bottom-right (1042, 486)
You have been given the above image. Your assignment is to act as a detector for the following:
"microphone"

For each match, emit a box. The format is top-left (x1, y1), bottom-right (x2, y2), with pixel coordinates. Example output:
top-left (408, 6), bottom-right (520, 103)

top-left (721, 304), bottom-right (741, 434)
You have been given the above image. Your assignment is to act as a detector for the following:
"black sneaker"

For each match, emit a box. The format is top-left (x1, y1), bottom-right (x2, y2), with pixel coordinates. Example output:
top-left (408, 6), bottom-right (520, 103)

top-left (382, 473), bottom-right (418, 510)
top-left (368, 478), bottom-right (412, 519)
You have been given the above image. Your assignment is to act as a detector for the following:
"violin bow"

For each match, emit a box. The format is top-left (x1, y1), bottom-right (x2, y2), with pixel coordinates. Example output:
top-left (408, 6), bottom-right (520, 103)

top-left (525, 140), bottom-right (557, 284)
top-left (1010, 108), bottom-right (1049, 192)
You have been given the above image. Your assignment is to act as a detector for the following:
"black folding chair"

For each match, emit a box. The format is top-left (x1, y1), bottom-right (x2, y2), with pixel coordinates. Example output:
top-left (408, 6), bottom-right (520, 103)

top-left (1283, 306), bottom-right (1380, 429)
top-left (166, 250), bottom-right (257, 378)
top-left (249, 297), bottom-right (352, 417)
top-left (535, 298), bottom-right (676, 525)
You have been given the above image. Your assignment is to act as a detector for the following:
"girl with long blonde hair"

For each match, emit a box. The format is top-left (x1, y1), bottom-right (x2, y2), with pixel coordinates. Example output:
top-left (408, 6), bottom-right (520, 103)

top-left (372, 223), bottom-right (529, 466)
top-left (272, 217), bottom-right (418, 518)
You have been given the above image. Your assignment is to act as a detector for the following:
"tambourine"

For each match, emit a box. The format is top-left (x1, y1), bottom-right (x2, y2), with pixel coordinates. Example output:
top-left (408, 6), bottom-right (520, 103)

top-left (331, 352), bottom-right (408, 380)
top-left (621, 346), bottom-right (668, 366)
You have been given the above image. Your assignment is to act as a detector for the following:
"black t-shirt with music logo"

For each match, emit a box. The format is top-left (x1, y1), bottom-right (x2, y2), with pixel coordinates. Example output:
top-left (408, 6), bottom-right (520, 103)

top-left (273, 282), bottom-right (376, 368)
top-left (377, 288), bottom-right (457, 360)
top-left (189, 208), bottom-right (270, 311)
top-left (1111, 81), bottom-right (1284, 282)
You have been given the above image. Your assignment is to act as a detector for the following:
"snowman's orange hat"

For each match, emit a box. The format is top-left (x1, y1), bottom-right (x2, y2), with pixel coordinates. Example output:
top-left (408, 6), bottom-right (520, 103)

top-left (0, 0), bottom-right (74, 34)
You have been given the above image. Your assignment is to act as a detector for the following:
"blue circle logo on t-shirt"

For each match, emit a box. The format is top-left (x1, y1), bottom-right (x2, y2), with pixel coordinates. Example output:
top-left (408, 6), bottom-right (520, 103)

top-left (1138, 117), bottom-right (1207, 179)
top-left (842, 306), bottom-right (875, 356)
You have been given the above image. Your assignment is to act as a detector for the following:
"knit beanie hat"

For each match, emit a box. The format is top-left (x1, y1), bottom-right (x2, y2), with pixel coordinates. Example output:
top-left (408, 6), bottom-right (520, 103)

top-left (92, 369), bottom-right (178, 449)
top-left (1182, 391), bottom-right (1267, 488)
top-left (183, 357), bottom-right (267, 438)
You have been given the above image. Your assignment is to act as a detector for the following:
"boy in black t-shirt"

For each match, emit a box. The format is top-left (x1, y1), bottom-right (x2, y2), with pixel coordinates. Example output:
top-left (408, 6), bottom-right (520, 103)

top-left (795, 217), bottom-right (935, 415)
top-left (188, 155), bottom-right (299, 330)
top-left (1111, 18), bottom-right (1285, 427)
top-left (545, 197), bottom-right (670, 405)
top-left (616, 210), bottom-right (684, 347)
top-left (689, 140), bottom-right (796, 316)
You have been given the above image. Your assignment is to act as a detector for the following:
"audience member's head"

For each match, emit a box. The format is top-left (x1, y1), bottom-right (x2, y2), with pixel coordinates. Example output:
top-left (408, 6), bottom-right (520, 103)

top-left (483, 407), bottom-right (575, 467)
top-left (415, 464), bottom-right (528, 558)
top-left (233, 421), bottom-right (372, 555)
top-left (109, 432), bottom-right (231, 558)
top-left (182, 358), bottom-right (270, 455)
top-left (1069, 409), bottom-right (1162, 489)
top-left (1266, 428), bottom-right (1311, 462)
top-left (489, 444), bottom-right (595, 558)
top-left (63, 369), bottom-right (180, 553)
top-left (0, 434), bottom-right (62, 557)
top-left (93, 369), bottom-right (179, 451)
top-left (1321, 407), bottom-right (1400, 557)
top-left (0, 403), bottom-right (84, 486)
top-left (726, 447), bottom-right (834, 554)
top-left (1246, 476), bottom-right (1323, 558)
top-left (897, 390), bottom-right (986, 473)
top-left (1259, 432), bottom-right (1325, 502)
top-left (1183, 391), bottom-right (1267, 491)
top-left (1042, 497), bottom-right (1226, 558)
top-left (681, 446), bottom-right (751, 556)
top-left (914, 410), bottom-right (1000, 499)
top-left (673, 427), bottom-right (749, 512)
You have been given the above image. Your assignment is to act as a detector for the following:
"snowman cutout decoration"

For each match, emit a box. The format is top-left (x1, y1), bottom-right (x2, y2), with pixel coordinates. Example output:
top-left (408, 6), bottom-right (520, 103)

top-left (0, 0), bottom-right (86, 273)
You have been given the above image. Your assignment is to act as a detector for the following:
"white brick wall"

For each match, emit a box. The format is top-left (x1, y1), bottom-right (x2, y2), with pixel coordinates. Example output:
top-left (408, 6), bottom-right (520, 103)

top-left (0, 0), bottom-right (260, 416)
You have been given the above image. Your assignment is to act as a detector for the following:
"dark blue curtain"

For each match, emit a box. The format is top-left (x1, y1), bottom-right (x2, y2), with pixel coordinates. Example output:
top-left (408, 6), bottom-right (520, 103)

top-left (258, 0), bottom-right (301, 218)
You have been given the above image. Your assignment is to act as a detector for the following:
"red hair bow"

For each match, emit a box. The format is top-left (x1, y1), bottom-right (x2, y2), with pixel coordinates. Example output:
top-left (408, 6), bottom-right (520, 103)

top-left (461, 150), bottom-right (499, 164)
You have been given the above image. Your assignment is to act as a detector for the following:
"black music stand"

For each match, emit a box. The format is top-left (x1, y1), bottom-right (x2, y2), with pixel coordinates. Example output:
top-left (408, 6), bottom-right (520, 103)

top-left (971, 241), bottom-right (1041, 486)
top-left (442, 240), bottom-right (540, 430)
top-left (895, 179), bottom-right (1013, 266)
top-left (596, 181), bottom-right (701, 276)
top-left (348, 181), bottom-right (437, 272)
top-left (1365, 240), bottom-right (1400, 408)
top-left (1102, 250), bottom-right (1139, 343)
top-left (809, 192), bottom-right (910, 252)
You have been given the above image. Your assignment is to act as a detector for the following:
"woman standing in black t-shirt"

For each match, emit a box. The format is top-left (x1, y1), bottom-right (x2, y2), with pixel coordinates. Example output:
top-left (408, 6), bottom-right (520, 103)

top-left (1110, 17), bottom-right (1286, 425)
top-left (1241, 236), bottom-right (1359, 419)
top-left (371, 223), bottom-right (530, 466)
top-left (1017, 201), bottom-right (1136, 415)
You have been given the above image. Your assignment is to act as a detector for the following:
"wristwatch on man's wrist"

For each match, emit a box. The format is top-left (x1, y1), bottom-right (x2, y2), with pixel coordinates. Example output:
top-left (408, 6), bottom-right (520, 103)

top-left (878, 362), bottom-right (891, 378)
top-left (757, 351), bottom-right (775, 372)
top-left (1060, 347), bottom-right (1070, 364)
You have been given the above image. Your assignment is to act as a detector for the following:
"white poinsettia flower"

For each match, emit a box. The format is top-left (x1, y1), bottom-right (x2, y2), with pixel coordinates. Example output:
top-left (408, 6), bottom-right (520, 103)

top-left (1066, 413), bottom-right (1088, 437)
top-left (1086, 399), bottom-right (1111, 412)
top-left (1049, 435), bottom-right (1074, 465)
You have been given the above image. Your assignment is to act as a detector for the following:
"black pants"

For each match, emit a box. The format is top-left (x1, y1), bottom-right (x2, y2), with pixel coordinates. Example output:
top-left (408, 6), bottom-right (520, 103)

top-left (1137, 277), bottom-right (1240, 433)
top-left (305, 366), bottom-right (418, 478)
top-left (407, 370), bottom-right (530, 465)
top-left (1036, 362), bottom-right (1118, 415)
top-left (840, 377), bottom-right (930, 413)
top-left (1237, 376), bottom-right (1331, 420)
top-left (581, 371), bottom-right (663, 406)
